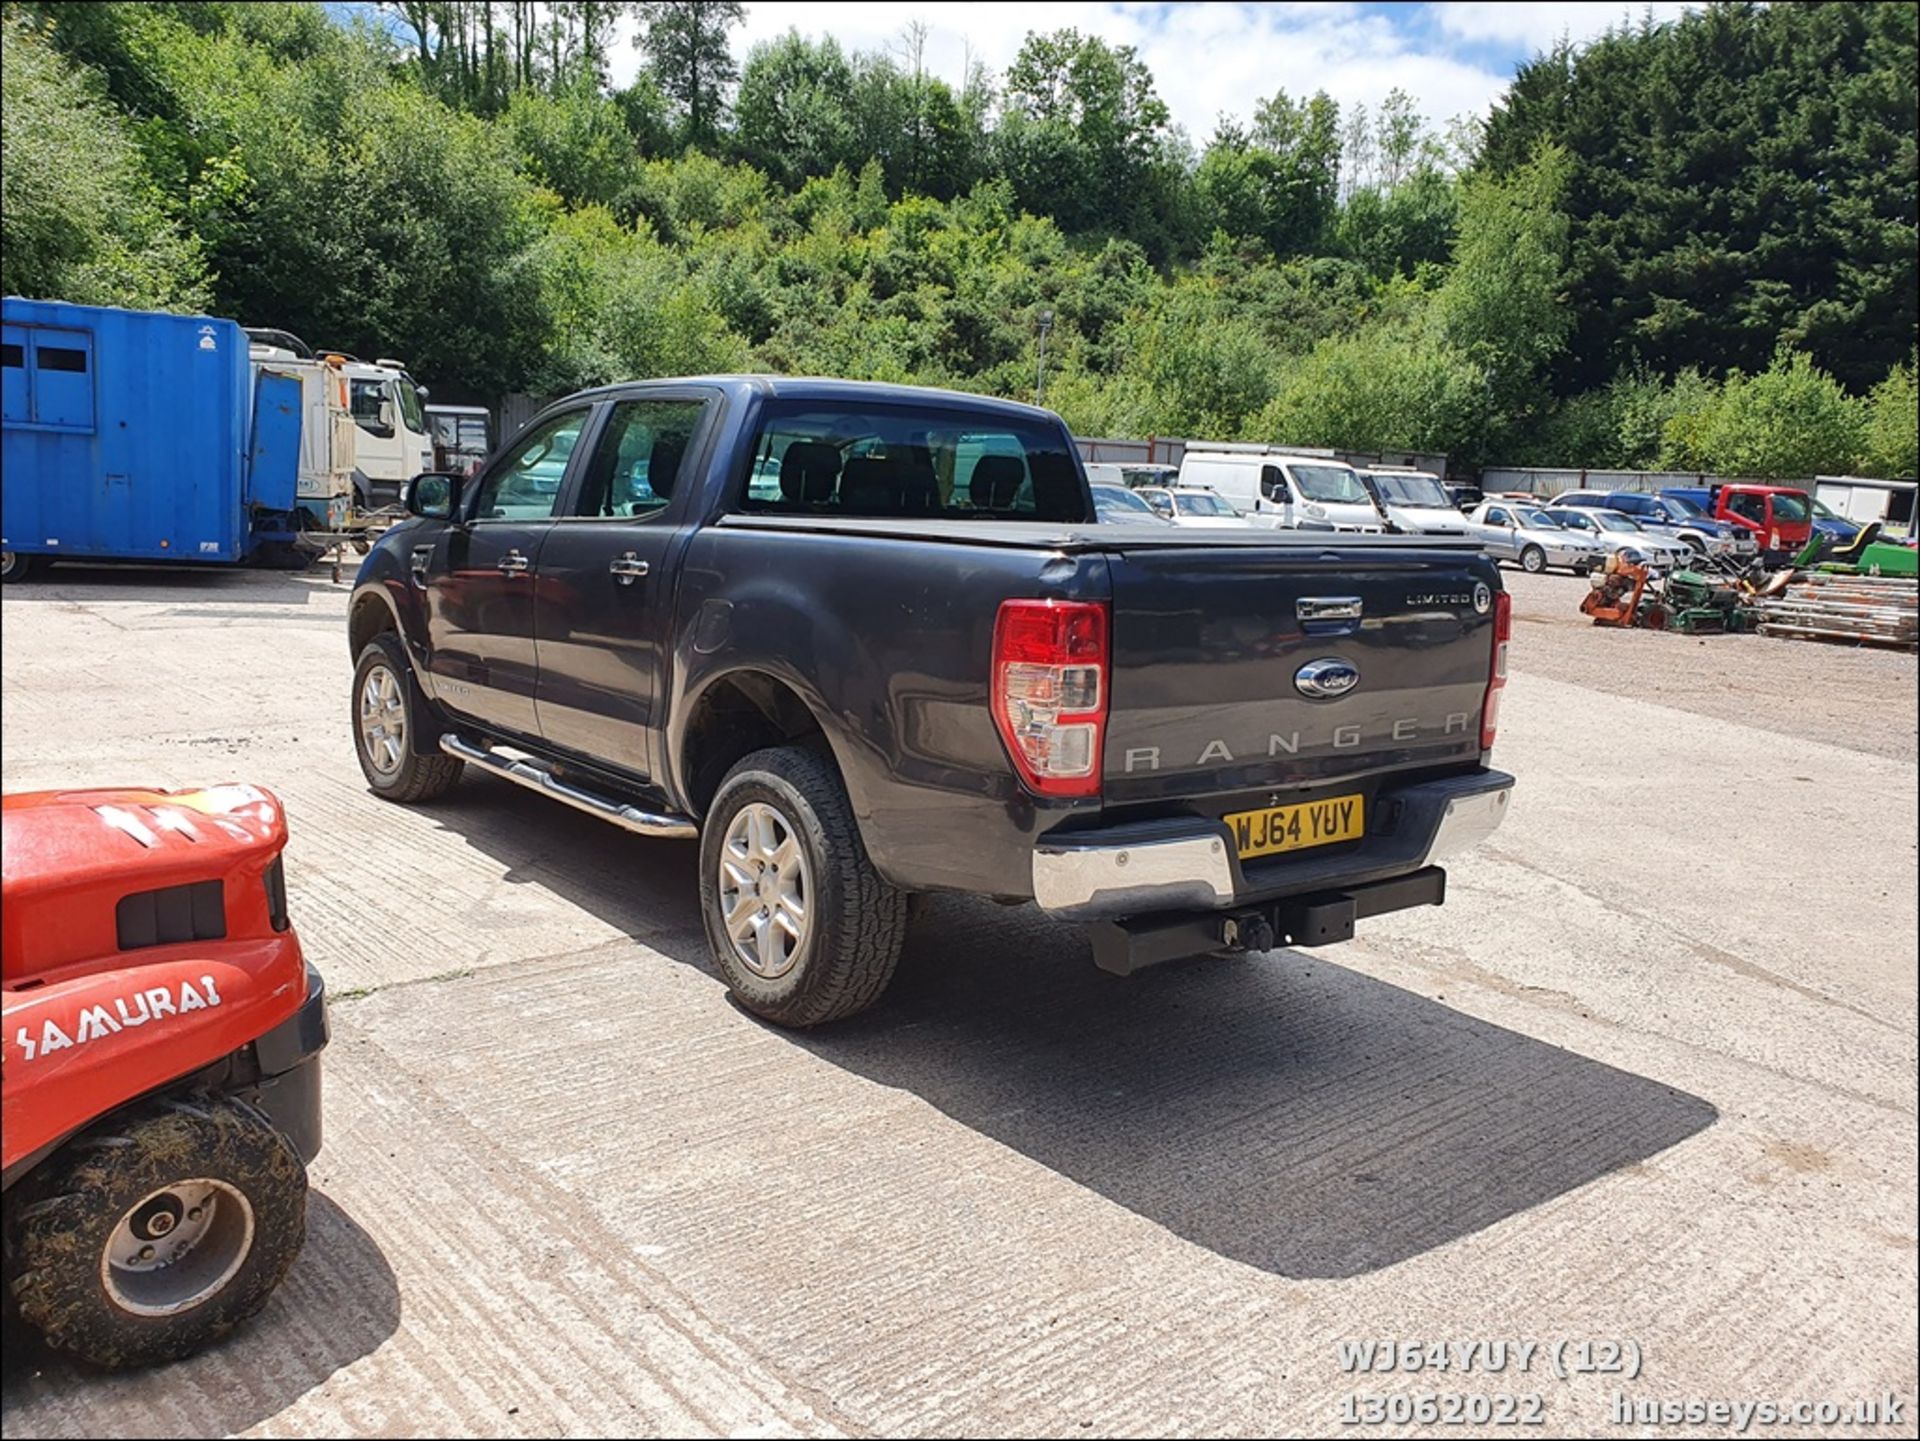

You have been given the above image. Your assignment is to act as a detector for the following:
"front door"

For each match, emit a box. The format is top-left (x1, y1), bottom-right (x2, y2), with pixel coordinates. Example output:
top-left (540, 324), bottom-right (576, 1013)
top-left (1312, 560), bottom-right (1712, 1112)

top-left (1473, 504), bottom-right (1520, 558)
top-left (422, 405), bottom-right (592, 738)
top-left (533, 393), bottom-right (716, 778)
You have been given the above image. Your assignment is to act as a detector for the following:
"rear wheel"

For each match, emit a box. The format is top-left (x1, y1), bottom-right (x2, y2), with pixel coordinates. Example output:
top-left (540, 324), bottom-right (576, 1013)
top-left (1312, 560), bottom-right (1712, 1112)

top-left (352, 632), bottom-right (463, 802)
top-left (5, 1097), bottom-right (307, 1369)
top-left (1520, 544), bottom-right (1547, 573)
top-left (0, 549), bottom-right (41, 583)
top-left (699, 745), bottom-right (908, 1027)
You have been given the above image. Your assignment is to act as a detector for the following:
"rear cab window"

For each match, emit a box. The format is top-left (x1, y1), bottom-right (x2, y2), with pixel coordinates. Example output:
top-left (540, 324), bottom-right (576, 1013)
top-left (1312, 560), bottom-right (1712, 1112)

top-left (736, 401), bottom-right (1087, 521)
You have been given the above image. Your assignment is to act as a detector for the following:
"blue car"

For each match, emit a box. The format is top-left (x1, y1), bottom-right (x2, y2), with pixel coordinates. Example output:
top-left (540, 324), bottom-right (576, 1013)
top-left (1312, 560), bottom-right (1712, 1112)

top-left (1606, 490), bottom-right (1757, 558)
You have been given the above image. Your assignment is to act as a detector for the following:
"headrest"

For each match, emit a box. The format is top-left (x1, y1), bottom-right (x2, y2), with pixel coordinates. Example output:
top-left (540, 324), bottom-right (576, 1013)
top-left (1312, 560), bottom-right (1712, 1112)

top-left (839, 456), bottom-right (895, 515)
top-left (779, 441), bottom-right (841, 504)
top-left (647, 437), bottom-right (685, 499)
top-left (969, 454), bottom-right (1025, 510)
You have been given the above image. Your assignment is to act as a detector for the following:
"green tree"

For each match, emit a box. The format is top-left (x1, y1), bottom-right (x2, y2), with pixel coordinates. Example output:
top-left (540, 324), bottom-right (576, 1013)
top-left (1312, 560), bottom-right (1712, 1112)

top-left (1659, 350), bottom-right (1866, 479)
top-left (994, 28), bottom-right (1177, 249)
top-left (633, 0), bottom-right (743, 145)
top-left (1862, 358), bottom-right (1919, 478)
top-left (735, 32), bottom-right (859, 187)
top-left (1193, 90), bottom-right (1341, 258)
top-left (1482, 3), bottom-right (1919, 393)
top-left (1438, 143), bottom-right (1573, 446)
top-left (0, 13), bottom-right (207, 309)
top-left (1249, 325), bottom-right (1488, 455)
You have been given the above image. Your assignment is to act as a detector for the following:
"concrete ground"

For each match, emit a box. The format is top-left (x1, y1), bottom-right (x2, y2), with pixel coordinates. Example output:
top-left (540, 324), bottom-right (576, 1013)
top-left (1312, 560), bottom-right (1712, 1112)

top-left (1, 563), bottom-right (1914, 1439)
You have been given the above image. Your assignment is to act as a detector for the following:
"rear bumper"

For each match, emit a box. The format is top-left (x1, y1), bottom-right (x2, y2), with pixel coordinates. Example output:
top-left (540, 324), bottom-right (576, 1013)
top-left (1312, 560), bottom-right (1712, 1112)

top-left (244, 965), bottom-right (329, 1164)
top-left (1032, 770), bottom-right (1514, 920)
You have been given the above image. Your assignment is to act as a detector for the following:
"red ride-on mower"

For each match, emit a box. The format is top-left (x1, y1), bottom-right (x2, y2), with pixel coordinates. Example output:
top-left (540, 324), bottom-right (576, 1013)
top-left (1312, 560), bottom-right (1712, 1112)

top-left (2, 786), bottom-right (328, 1368)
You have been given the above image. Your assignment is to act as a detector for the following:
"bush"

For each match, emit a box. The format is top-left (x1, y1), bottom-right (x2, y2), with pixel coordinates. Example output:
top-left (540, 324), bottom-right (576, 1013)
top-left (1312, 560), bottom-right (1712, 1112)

top-left (1659, 350), bottom-right (1865, 478)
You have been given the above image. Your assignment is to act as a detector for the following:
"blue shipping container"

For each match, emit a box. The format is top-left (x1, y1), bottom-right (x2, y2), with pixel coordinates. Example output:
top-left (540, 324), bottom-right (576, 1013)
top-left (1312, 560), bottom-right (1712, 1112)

top-left (2, 298), bottom-right (302, 568)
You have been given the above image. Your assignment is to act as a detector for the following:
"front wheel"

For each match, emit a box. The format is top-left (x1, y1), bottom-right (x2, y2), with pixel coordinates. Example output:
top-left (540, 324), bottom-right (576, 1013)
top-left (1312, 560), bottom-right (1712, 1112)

top-left (352, 632), bottom-right (464, 802)
top-left (5, 1098), bottom-right (308, 1368)
top-left (699, 746), bottom-right (908, 1027)
top-left (1520, 544), bottom-right (1547, 573)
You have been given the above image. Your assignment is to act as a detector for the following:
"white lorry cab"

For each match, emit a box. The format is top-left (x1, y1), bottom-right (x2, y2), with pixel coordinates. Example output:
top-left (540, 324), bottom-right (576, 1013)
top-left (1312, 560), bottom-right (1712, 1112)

top-left (1358, 467), bottom-right (1470, 537)
top-left (335, 356), bottom-right (435, 510)
top-left (1175, 450), bottom-right (1386, 532)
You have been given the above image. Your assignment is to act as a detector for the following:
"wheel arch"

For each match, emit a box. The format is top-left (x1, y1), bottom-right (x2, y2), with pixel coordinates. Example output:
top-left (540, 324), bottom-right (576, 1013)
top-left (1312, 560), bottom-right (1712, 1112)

top-left (675, 667), bottom-right (844, 820)
top-left (348, 584), bottom-right (402, 659)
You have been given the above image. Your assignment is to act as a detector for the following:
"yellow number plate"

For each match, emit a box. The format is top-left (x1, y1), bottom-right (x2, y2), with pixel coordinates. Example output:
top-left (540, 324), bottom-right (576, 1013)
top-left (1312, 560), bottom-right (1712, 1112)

top-left (1225, 794), bottom-right (1365, 860)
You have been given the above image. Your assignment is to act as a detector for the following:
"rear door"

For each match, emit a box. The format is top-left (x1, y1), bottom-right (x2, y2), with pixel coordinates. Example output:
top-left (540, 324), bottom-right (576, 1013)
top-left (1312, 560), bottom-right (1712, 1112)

top-left (420, 405), bottom-right (593, 738)
top-left (532, 391), bottom-right (717, 777)
top-left (1102, 541), bottom-right (1497, 807)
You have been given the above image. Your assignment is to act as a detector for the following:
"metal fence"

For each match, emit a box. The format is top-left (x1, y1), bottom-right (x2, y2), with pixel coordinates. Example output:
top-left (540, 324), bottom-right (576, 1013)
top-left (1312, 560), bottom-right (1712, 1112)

top-left (1477, 466), bottom-right (1746, 497)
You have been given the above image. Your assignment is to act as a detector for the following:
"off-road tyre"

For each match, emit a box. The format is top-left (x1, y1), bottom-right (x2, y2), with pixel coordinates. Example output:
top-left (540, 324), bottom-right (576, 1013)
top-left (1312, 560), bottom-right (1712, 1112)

top-left (5, 1097), bottom-right (307, 1369)
top-left (700, 745), bottom-right (908, 1027)
top-left (352, 632), bottom-right (463, 802)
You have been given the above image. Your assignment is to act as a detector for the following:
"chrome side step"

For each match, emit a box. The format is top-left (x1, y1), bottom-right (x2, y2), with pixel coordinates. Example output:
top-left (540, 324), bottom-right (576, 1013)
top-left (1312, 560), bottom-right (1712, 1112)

top-left (440, 735), bottom-right (698, 839)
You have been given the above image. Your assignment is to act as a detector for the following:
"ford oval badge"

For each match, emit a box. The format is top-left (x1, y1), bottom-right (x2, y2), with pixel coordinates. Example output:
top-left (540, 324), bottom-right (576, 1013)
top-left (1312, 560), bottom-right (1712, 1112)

top-left (1473, 581), bottom-right (1492, 614)
top-left (1295, 657), bottom-right (1360, 699)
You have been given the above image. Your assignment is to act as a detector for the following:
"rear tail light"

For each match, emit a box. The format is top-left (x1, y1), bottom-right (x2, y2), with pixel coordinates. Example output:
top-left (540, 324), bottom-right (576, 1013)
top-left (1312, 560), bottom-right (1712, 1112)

top-left (991, 599), bottom-right (1110, 798)
top-left (1481, 588), bottom-right (1511, 752)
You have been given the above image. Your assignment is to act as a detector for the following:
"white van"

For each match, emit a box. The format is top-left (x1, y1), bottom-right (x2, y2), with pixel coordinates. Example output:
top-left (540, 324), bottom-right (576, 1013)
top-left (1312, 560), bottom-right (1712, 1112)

top-left (1175, 451), bottom-right (1386, 531)
top-left (1358, 467), bottom-right (1469, 536)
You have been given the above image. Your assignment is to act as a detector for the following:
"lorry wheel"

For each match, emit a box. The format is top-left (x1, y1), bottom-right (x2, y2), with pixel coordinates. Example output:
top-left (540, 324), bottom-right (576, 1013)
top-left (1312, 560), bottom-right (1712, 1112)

top-left (0, 549), bottom-right (40, 583)
top-left (1520, 544), bottom-right (1547, 573)
top-left (5, 1097), bottom-right (307, 1369)
top-left (700, 745), bottom-right (908, 1027)
top-left (352, 633), bottom-right (463, 803)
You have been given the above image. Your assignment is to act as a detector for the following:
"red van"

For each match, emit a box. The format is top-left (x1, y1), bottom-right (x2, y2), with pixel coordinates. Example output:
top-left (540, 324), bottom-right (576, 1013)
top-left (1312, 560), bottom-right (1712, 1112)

top-left (1679, 484), bottom-right (1814, 553)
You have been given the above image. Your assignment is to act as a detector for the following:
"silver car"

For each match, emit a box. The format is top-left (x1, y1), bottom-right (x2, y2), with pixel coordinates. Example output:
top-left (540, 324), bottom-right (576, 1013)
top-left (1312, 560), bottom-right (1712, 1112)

top-left (1464, 501), bottom-right (1607, 573)
top-left (1541, 507), bottom-right (1694, 567)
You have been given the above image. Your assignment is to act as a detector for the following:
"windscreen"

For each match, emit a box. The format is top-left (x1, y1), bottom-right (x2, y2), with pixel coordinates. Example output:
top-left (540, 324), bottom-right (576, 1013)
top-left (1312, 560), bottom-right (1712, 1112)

top-left (1593, 512), bottom-right (1642, 532)
top-left (1093, 485), bottom-right (1157, 517)
top-left (1659, 494), bottom-right (1705, 517)
top-left (1518, 507), bottom-right (1559, 527)
top-left (1374, 473), bottom-right (1450, 508)
top-left (1289, 463), bottom-right (1369, 504)
top-left (1175, 491), bottom-right (1237, 516)
top-left (737, 402), bottom-right (1087, 521)
top-left (1770, 492), bottom-right (1810, 522)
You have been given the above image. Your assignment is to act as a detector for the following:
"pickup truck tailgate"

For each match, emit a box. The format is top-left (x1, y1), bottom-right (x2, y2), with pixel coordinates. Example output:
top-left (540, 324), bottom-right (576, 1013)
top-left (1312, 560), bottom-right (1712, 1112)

top-left (1102, 542), bottom-right (1498, 804)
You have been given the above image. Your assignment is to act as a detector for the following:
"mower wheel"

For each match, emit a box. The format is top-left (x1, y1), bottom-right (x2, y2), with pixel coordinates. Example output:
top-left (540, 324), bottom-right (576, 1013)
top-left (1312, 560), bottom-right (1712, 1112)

top-left (353, 631), bottom-right (463, 802)
top-left (6, 1097), bottom-right (307, 1368)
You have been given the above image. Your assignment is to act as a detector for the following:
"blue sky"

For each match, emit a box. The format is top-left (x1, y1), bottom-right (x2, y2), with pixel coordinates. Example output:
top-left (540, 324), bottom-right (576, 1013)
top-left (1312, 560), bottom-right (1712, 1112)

top-left (343, 3), bottom-right (1690, 140)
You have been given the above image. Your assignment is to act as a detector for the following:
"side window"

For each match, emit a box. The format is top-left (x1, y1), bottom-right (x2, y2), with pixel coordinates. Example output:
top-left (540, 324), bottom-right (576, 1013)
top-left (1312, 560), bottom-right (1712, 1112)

top-left (1260, 464), bottom-right (1287, 502)
top-left (572, 397), bottom-right (710, 518)
top-left (468, 409), bottom-right (587, 522)
top-left (1485, 507), bottom-right (1511, 526)
top-left (1611, 494), bottom-right (1646, 515)
top-left (28, 327), bottom-right (94, 429)
top-left (1727, 492), bottom-right (1764, 523)
top-left (1, 326), bottom-right (26, 424)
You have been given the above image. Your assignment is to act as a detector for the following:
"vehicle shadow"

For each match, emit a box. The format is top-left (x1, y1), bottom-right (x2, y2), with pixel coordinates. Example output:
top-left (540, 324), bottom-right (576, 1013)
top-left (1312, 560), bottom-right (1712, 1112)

top-left (0, 1190), bottom-right (399, 1437)
top-left (424, 776), bottom-right (1718, 1280)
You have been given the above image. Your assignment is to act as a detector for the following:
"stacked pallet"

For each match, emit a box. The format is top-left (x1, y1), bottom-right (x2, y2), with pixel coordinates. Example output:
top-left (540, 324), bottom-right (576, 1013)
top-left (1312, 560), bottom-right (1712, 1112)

top-left (1748, 572), bottom-right (1919, 650)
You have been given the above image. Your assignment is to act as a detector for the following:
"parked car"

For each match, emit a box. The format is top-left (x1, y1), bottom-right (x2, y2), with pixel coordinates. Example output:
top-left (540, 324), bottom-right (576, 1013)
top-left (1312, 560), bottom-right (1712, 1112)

top-left (1176, 451), bottom-right (1387, 532)
top-left (1359, 469), bottom-right (1471, 537)
top-left (1133, 485), bottom-right (1258, 528)
top-left (1540, 507), bottom-right (1693, 566)
top-left (1090, 482), bottom-right (1173, 524)
top-left (2, 785), bottom-right (329, 1368)
top-left (1807, 496), bottom-right (1864, 547)
top-left (1084, 461), bottom-right (1179, 491)
top-left (1658, 484), bottom-right (1813, 555)
top-left (1551, 490), bottom-right (1756, 559)
top-left (1444, 481), bottom-right (1484, 512)
top-left (1463, 500), bottom-right (1607, 573)
top-left (347, 377), bottom-right (1515, 1025)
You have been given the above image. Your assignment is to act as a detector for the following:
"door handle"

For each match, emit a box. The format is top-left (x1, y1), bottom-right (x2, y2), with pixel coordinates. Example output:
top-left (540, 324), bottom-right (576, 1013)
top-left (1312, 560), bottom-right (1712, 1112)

top-left (497, 550), bottom-right (530, 575)
top-left (609, 552), bottom-right (649, 585)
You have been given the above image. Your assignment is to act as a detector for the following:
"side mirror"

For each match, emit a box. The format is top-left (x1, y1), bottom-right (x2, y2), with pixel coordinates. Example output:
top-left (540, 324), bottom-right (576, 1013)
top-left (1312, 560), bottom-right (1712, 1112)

top-left (406, 472), bottom-right (462, 521)
top-left (415, 383), bottom-right (430, 401)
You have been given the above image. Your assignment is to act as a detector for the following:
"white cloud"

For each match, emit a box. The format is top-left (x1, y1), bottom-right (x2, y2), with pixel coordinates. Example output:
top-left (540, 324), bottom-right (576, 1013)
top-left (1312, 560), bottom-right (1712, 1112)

top-left (606, 2), bottom-right (1693, 141)
top-left (1432, 1), bottom-right (1692, 53)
